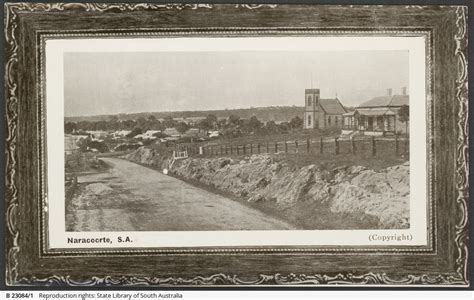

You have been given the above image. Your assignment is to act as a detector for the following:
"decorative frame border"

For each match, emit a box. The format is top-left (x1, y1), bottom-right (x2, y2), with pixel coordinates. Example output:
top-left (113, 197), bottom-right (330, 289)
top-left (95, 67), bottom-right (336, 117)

top-left (4, 3), bottom-right (468, 286)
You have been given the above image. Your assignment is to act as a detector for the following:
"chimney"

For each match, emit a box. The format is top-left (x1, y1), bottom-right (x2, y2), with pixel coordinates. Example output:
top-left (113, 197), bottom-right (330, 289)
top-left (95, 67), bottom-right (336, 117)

top-left (402, 87), bottom-right (407, 95)
top-left (387, 88), bottom-right (392, 97)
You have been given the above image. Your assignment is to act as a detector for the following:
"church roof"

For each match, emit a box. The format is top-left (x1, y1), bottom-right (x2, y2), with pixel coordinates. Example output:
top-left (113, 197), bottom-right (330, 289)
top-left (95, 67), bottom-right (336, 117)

top-left (319, 98), bottom-right (347, 115)
top-left (359, 95), bottom-right (409, 108)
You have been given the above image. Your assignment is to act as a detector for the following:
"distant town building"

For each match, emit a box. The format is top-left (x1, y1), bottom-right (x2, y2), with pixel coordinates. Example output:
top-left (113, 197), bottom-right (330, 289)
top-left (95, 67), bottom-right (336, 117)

top-left (184, 128), bottom-right (207, 138)
top-left (112, 130), bottom-right (132, 139)
top-left (342, 87), bottom-right (409, 136)
top-left (159, 117), bottom-right (206, 126)
top-left (86, 130), bottom-right (108, 141)
top-left (134, 130), bottom-right (161, 140)
top-left (64, 134), bottom-right (85, 155)
top-left (303, 89), bottom-right (347, 129)
top-left (208, 130), bottom-right (221, 138)
top-left (163, 127), bottom-right (181, 137)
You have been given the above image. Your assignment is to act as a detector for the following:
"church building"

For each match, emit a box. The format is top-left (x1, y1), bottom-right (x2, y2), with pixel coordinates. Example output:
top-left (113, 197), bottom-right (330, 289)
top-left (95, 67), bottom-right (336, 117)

top-left (303, 88), bottom-right (347, 129)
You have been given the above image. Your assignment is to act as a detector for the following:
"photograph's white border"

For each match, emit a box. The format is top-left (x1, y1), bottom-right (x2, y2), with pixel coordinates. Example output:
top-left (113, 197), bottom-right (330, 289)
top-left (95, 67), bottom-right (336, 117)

top-left (46, 36), bottom-right (427, 249)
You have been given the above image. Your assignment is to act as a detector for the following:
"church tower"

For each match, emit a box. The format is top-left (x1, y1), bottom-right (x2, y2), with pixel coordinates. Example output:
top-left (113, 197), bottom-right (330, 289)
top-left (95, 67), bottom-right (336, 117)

top-left (303, 88), bottom-right (320, 129)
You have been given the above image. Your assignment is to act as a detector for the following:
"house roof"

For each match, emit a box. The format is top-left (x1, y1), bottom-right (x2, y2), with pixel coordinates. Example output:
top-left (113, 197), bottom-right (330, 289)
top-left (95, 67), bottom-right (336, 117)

top-left (343, 111), bottom-right (357, 116)
top-left (359, 95), bottom-right (409, 108)
top-left (356, 108), bottom-right (397, 116)
top-left (319, 98), bottom-right (347, 115)
top-left (163, 128), bottom-right (180, 135)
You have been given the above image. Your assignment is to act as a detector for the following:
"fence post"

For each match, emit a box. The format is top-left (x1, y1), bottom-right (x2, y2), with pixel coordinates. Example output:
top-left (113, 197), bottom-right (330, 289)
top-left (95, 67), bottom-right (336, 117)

top-left (395, 135), bottom-right (399, 155)
top-left (250, 143), bottom-right (253, 154)
top-left (220, 145), bottom-right (223, 155)
top-left (225, 146), bottom-right (228, 155)
top-left (257, 143), bottom-right (261, 154)
top-left (351, 136), bottom-right (356, 154)
top-left (243, 144), bottom-right (246, 155)
top-left (285, 141), bottom-right (288, 153)
top-left (236, 145), bottom-right (239, 155)
top-left (320, 138), bottom-right (323, 154)
top-left (275, 142), bottom-right (278, 153)
top-left (306, 139), bottom-right (310, 153)
top-left (372, 136), bottom-right (376, 156)
top-left (295, 141), bottom-right (298, 153)
top-left (266, 141), bottom-right (269, 153)
top-left (335, 137), bottom-right (339, 155)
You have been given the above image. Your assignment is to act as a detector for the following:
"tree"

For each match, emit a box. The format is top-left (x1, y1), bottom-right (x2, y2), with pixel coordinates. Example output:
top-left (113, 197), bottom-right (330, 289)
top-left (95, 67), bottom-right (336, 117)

top-left (163, 116), bottom-right (176, 128)
top-left (136, 117), bottom-right (148, 131)
top-left (147, 115), bottom-right (160, 130)
top-left (398, 105), bottom-right (409, 135)
top-left (206, 114), bottom-right (218, 125)
top-left (277, 122), bottom-right (290, 133)
top-left (198, 114), bottom-right (218, 130)
top-left (93, 120), bottom-right (107, 131)
top-left (218, 118), bottom-right (227, 128)
top-left (289, 116), bottom-right (303, 129)
top-left (247, 116), bottom-right (263, 133)
top-left (64, 122), bottom-right (77, 134)
top-left (228, 115), bottom-right (241, 127)
top-left (176, 122), bottom-right (190, 134)
top-left (265, 121), bottom-right (278, 133)
top-left (107, 115), bottom-right (119, 131)
top-left (122, 119), bottom-right (136, 130)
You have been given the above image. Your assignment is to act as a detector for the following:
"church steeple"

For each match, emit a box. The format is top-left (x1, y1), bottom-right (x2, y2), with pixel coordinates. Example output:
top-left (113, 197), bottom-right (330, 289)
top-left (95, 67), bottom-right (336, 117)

top-left (304, 88), bottom-right (320, 129)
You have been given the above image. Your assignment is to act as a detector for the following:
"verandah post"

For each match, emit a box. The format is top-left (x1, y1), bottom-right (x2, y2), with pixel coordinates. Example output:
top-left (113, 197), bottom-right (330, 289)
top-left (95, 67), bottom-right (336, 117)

top-left (372, 136), bottom-right (376, 156)
top-left (395, 135), bottom-right (399, 155)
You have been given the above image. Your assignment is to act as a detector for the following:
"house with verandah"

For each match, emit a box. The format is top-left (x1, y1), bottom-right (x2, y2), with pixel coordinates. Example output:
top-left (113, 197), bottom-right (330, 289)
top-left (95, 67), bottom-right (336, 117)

top-left (342, 87), bottom-right (409, 136)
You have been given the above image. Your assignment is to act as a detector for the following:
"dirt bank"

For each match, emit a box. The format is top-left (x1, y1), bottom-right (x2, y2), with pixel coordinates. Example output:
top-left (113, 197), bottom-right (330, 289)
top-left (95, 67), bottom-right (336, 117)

top-left (125, 147), bottom-right (409, 229)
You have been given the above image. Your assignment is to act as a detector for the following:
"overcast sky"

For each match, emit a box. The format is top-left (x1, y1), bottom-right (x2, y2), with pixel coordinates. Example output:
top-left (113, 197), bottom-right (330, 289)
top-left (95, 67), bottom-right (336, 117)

top-left (64, 51), bottom-right (408, 117)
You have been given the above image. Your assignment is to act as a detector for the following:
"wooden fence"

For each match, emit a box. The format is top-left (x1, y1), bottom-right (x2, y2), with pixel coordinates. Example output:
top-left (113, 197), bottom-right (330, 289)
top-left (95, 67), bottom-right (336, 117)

top-left (192, 136), bottom-right (409, 158)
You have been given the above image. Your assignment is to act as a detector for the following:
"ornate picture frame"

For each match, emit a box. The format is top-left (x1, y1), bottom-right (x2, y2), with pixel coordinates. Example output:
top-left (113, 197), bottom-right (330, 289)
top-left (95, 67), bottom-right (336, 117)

top-left (4, 3), bottom-right (469, 286)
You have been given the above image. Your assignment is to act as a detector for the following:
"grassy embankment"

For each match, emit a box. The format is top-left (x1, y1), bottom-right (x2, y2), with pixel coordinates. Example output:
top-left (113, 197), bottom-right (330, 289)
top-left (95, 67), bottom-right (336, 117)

top-left (126, 136), bottom-right (409, 229)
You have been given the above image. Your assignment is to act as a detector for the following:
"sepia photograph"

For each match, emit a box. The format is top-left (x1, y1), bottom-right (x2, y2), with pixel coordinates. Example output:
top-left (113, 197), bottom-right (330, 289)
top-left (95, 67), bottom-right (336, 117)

top-left (61, 39), bottom-right (413, 234)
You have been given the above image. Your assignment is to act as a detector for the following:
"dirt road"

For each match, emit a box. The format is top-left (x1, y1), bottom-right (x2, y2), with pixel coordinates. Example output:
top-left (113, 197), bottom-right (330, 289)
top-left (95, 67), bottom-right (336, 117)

top-left (67, 157), bottom-right (295, 231)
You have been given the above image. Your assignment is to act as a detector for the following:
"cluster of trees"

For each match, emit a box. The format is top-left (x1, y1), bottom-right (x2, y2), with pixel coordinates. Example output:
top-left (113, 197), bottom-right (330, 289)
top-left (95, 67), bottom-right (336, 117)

top-left (65, 114), bottom-right (304, 137)
top-left (214, 115), bottom-right (303, 138)
top-left (65, 115), bottom-right (185, 134)
top-left (76, 137), bottom-right (109, 153)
